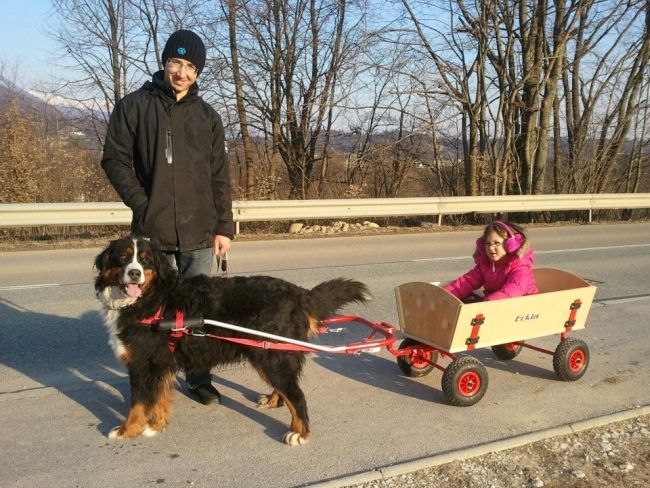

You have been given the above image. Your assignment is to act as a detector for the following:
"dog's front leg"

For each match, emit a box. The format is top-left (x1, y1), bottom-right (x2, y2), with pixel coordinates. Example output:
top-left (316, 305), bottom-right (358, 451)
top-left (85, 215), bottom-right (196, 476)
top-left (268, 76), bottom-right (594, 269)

top-left (147, 371), bottom-right (177, 434)
top-left (109, 369), bottom-right (161, 439)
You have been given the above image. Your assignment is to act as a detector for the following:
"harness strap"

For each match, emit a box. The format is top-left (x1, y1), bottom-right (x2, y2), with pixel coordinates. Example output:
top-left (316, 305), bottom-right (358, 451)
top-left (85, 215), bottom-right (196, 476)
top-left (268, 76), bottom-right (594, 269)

top-left (138, 309), bottom-right (314, 352)
top-left (168, 310), bottom-right (185, 353)
top-left (138, 307), bottom-right (164, 325)
top-left (138, 307), bottom-right (182, 353)
top-left (201, 334), bottom-right (317, 352)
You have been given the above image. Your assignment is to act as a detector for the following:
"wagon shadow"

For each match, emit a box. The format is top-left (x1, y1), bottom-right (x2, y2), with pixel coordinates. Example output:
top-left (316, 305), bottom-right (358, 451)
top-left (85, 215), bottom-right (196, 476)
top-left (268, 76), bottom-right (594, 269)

top-left (309, 322), bottom-right (449, 404)
top-left (310, 319), bottom-right (562, 405)
top-left (475, 348), bottom-right (560, 380)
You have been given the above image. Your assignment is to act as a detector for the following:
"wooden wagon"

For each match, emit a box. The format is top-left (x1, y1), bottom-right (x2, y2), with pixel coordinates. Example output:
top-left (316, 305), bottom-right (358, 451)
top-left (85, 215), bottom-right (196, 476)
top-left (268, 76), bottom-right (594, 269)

top-left (393, 268), bottom-right (597, 406)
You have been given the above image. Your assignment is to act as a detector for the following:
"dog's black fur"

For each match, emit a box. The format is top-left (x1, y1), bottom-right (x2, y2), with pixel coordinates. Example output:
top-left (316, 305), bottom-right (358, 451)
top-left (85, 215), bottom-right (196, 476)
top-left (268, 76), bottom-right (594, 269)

top-left (94, 236), bottom-right (369, 444)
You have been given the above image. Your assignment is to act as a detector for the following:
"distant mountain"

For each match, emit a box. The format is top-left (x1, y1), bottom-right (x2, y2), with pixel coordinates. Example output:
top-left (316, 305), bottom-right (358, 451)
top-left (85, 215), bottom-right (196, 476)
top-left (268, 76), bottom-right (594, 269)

top-left (0, 76), bottom-right (102, 148)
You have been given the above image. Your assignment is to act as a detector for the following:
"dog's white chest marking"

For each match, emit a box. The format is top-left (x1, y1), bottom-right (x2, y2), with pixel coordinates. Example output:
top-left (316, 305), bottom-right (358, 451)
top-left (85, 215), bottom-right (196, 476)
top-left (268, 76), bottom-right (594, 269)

top-left (102, 308), bottom-right (126, 359)
top-left (99, 286), bottom-right (137, 360)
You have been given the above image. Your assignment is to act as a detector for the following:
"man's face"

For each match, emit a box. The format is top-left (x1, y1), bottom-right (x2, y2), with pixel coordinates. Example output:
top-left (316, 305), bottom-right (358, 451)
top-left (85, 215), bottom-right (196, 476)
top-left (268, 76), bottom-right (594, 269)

top-left (164, 58), bottom-right (198, 98)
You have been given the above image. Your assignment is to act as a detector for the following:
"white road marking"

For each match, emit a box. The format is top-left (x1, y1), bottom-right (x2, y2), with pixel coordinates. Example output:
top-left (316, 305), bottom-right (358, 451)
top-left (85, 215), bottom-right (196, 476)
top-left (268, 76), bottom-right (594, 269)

top-left (412, 243), bottom-right (650, 262)
top-left (0, 283), bottom-right (60, 291)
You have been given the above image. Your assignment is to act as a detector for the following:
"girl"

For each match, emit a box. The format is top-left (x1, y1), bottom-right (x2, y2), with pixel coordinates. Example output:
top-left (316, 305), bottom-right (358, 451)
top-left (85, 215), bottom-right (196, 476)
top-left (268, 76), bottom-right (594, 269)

top-left (444, 221), bottom-right (538, 301)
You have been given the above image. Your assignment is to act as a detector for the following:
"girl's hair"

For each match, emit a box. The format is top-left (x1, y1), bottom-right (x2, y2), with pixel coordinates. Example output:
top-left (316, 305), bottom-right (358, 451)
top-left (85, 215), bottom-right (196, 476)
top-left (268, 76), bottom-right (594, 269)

top-left (482, 221), bottom-right (529, 255)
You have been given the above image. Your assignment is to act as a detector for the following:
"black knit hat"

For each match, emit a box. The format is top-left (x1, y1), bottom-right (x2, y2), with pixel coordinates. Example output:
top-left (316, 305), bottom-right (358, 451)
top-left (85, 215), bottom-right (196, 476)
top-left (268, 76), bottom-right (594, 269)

top-left (161, 30), bottom-right (206, 75)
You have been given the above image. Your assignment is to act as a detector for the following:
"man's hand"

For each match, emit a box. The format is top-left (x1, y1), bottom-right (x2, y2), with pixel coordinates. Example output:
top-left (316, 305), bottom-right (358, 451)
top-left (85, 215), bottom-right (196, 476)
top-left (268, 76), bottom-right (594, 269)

top-left (214, 235), bottom-right (232, 257)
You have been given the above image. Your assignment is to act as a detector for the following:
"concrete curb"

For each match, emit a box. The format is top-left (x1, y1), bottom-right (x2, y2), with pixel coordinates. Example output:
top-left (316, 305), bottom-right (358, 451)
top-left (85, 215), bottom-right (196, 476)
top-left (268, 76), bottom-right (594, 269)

top-left (305, 404), bottom-right (650, 487)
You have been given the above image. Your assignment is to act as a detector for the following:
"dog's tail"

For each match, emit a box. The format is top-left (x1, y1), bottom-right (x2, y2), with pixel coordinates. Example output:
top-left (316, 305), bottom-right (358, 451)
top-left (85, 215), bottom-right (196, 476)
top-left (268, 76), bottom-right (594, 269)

top-left (308, 278), bottom-right (370, 320)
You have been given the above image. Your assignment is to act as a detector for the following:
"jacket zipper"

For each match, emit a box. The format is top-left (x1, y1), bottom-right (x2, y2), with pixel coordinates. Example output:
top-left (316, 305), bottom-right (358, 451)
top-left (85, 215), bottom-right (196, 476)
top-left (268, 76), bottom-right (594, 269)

top-left (165, 128), bottom-right (173, 164)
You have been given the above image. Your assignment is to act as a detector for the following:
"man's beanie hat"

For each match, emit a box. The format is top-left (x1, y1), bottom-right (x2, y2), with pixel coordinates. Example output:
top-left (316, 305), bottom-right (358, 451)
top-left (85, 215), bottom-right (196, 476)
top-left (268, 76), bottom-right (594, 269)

top-left (162, 30), bottom-right (206, 75)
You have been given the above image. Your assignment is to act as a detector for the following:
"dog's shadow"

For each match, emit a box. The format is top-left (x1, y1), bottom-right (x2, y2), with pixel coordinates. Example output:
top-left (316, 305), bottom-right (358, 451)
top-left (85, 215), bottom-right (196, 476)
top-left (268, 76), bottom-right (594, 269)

top-left (208, 375), bottom-right (294, 440)
top-left (0, 297), bottom-right (307, 442)
top-left (0, 297), bottom-right (130, 435)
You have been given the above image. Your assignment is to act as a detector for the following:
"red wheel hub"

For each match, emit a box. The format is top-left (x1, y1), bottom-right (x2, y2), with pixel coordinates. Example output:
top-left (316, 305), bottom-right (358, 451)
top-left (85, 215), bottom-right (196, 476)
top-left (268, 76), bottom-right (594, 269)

top-left (411, 350), bottom-right (430, 368)
top-left (505, 342), bottom-right (520, 351)
top-left (569, 349), bottom-right (585, 372)
top-left (458, 371), bottom-right (481, 397)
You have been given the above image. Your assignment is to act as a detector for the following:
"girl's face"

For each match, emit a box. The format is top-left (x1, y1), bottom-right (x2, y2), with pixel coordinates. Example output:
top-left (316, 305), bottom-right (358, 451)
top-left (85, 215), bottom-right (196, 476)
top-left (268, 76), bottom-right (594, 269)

top-left (483, 230), bottom-right (507, 262)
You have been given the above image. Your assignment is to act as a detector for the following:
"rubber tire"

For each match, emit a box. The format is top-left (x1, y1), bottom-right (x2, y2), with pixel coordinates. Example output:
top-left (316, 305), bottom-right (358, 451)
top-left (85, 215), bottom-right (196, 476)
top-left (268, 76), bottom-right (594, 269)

top-left (396, 338), bottom-right (438, 377)
top-left (553, 338), bottom-right (590, 381)
top-left (441, 356), bottom-right (489, 406)
top-left (491, 342), bottom-right (523, 360)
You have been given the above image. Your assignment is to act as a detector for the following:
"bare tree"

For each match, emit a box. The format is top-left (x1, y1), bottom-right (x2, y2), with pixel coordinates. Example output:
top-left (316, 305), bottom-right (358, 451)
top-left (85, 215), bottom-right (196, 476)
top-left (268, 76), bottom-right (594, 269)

top-left (222, 0), bottom-right (365, 199)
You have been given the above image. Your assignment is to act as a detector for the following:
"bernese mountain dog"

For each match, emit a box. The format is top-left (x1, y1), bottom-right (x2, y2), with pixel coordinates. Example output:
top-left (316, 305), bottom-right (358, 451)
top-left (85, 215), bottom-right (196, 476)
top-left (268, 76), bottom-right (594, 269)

top-left (94, 236), bottom-right (369, 445)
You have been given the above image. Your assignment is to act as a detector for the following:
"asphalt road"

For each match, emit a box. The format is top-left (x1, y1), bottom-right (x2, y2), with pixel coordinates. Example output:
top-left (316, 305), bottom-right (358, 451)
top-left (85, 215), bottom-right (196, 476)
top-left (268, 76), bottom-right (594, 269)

top-left (1, 222), bottom-right (649, 487)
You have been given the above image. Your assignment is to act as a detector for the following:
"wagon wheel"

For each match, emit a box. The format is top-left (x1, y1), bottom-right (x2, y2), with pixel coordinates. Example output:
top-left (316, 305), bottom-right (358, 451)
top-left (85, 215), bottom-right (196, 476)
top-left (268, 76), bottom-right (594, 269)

top-left (491, 342), bottom-right (523, 360)
top-left (441, 356), bottom-right (489, 407)
top-left (396, 338), bottom-right (438, 377)
top-left (553, 338), bottom-right (590, 381)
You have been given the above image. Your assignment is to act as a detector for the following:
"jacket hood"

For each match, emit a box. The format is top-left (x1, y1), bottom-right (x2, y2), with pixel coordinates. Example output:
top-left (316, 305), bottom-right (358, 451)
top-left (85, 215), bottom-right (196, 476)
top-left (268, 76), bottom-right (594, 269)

top-left (143, 70), bottom-right (200, 103)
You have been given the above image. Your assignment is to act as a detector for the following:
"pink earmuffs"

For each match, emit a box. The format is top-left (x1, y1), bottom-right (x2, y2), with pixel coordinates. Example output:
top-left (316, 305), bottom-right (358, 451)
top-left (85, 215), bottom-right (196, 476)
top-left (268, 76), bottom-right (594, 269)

top-left (492, 221), bottom-right (524, 254)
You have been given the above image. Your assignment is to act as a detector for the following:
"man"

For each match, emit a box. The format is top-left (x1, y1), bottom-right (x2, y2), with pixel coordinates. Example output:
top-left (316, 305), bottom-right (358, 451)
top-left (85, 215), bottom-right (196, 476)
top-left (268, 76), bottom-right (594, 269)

top-left (101, 29), bottom-right (233, 406)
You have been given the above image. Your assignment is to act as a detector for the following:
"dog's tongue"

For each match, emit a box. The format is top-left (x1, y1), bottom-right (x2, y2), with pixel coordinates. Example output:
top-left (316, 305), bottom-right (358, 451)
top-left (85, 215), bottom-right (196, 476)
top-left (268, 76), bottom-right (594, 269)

top-left (126, 284), bottom-right (142, 298)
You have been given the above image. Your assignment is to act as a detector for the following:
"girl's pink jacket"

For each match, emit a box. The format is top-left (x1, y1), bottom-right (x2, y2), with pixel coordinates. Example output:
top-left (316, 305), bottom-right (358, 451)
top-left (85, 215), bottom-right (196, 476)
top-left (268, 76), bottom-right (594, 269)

top-left (443, 238), bottom-right (539, 301)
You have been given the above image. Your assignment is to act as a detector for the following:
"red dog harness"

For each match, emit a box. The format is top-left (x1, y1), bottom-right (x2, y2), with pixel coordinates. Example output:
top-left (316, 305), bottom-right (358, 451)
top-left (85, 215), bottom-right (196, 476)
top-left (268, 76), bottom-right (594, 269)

top-left (139, 308), bottom-right (185, 352)
top-left (138, 308), bottom-right (314, 353)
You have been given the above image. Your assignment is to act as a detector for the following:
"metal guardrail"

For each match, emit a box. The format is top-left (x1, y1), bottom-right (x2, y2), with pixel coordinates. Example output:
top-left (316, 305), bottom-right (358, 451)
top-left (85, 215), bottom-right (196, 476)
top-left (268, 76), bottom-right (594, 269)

top-left (1, 194), bottom-right (649, 232)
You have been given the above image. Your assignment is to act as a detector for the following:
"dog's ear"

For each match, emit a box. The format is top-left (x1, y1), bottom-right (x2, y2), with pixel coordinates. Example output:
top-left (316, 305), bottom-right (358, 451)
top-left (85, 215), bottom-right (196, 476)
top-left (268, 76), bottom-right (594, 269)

top-left (94, 240), bottom-right (116, 291)
top-left (155, 247), bottom-right (175, 282)
top-left (94, 243), bottom-right (113, 272)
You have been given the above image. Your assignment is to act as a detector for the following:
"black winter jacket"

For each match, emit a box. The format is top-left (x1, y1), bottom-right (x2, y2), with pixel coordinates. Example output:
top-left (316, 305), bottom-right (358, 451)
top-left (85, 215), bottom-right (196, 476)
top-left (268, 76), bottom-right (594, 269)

top-left (101, 71), bottom-right (234, 252)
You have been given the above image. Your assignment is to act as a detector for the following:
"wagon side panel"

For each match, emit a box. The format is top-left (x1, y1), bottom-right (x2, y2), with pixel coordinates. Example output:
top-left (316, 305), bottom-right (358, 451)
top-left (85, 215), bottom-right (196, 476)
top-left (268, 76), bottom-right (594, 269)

top-left (446, 269), bottom-right (596, 352)
top-left (448, 288), bottom-right (595, 352)
top-left (395, 282), bottom-right (462, 350)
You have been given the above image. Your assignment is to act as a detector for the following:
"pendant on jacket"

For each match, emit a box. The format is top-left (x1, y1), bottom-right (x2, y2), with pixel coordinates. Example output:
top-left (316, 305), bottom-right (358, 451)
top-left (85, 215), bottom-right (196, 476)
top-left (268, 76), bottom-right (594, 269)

top-left (492, 262), bottom-right (495, 273)
top-left (165, 128), bottom-right (173, 164)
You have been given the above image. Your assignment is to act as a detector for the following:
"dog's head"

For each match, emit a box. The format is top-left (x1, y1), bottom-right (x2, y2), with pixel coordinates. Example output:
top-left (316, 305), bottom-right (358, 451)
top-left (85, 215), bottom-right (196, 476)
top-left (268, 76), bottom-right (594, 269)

top-left (94, 236), bottom-right (172, 309)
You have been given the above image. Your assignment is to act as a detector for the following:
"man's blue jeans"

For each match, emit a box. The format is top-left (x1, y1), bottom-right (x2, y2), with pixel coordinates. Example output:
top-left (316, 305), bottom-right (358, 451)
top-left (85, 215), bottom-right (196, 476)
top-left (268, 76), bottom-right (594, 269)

top-left (165, 247), bottom-right (214, 388)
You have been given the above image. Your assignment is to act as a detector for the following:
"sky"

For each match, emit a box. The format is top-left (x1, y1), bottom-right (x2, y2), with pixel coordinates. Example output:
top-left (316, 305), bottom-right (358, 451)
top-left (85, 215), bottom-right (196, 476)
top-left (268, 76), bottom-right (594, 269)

top-left (2, 1), bottom-right (59, 86)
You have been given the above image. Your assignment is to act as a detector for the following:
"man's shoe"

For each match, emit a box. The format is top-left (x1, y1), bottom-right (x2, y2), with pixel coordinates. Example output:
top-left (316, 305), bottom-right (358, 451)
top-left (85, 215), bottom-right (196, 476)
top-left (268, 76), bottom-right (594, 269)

top-left (189, 383), bottom-right (222, 405)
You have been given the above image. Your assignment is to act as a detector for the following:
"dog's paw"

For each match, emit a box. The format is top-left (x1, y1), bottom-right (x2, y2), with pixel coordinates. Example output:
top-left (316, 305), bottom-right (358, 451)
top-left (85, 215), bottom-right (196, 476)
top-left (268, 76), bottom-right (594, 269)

top-left (142, 426), bottom-right (160, 437)
top-left (257, 393), bottom-right (283, 409)
top-left (108, 426), bottom-right (124, 439)
top-left (282, 431), bottom-right (309, 446)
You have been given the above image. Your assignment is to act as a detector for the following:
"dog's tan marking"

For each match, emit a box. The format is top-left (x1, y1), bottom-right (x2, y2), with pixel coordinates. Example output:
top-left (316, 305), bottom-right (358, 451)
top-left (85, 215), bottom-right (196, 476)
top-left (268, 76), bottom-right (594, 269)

top-left (307, 314), bottom-right (320, 337)
top-left (109, 403), bottom-right (149, 439)
top-left (257, 390), bottom-right (284, 409)
top-left (277, 391), bottom-right (309, 445)
top-left (253, 365), bottom-right (309, 444)
top-left (148, 372), bottom-right (177, 433)
top-left (253, 368), bottom-right (285, 409)
top-left (140, 269), bottom-right (157, 294)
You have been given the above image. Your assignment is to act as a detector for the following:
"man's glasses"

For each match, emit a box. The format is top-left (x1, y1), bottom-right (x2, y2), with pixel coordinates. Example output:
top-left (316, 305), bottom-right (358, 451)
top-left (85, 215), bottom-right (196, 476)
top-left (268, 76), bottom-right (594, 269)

top-left (167, 58), bottom-right (198, 76)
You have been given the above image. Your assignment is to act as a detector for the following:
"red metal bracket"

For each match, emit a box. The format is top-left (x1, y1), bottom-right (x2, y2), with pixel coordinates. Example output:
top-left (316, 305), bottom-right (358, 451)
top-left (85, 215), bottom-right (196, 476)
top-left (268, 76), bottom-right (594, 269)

top-left (466, 314), bottom-right (485, 351)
